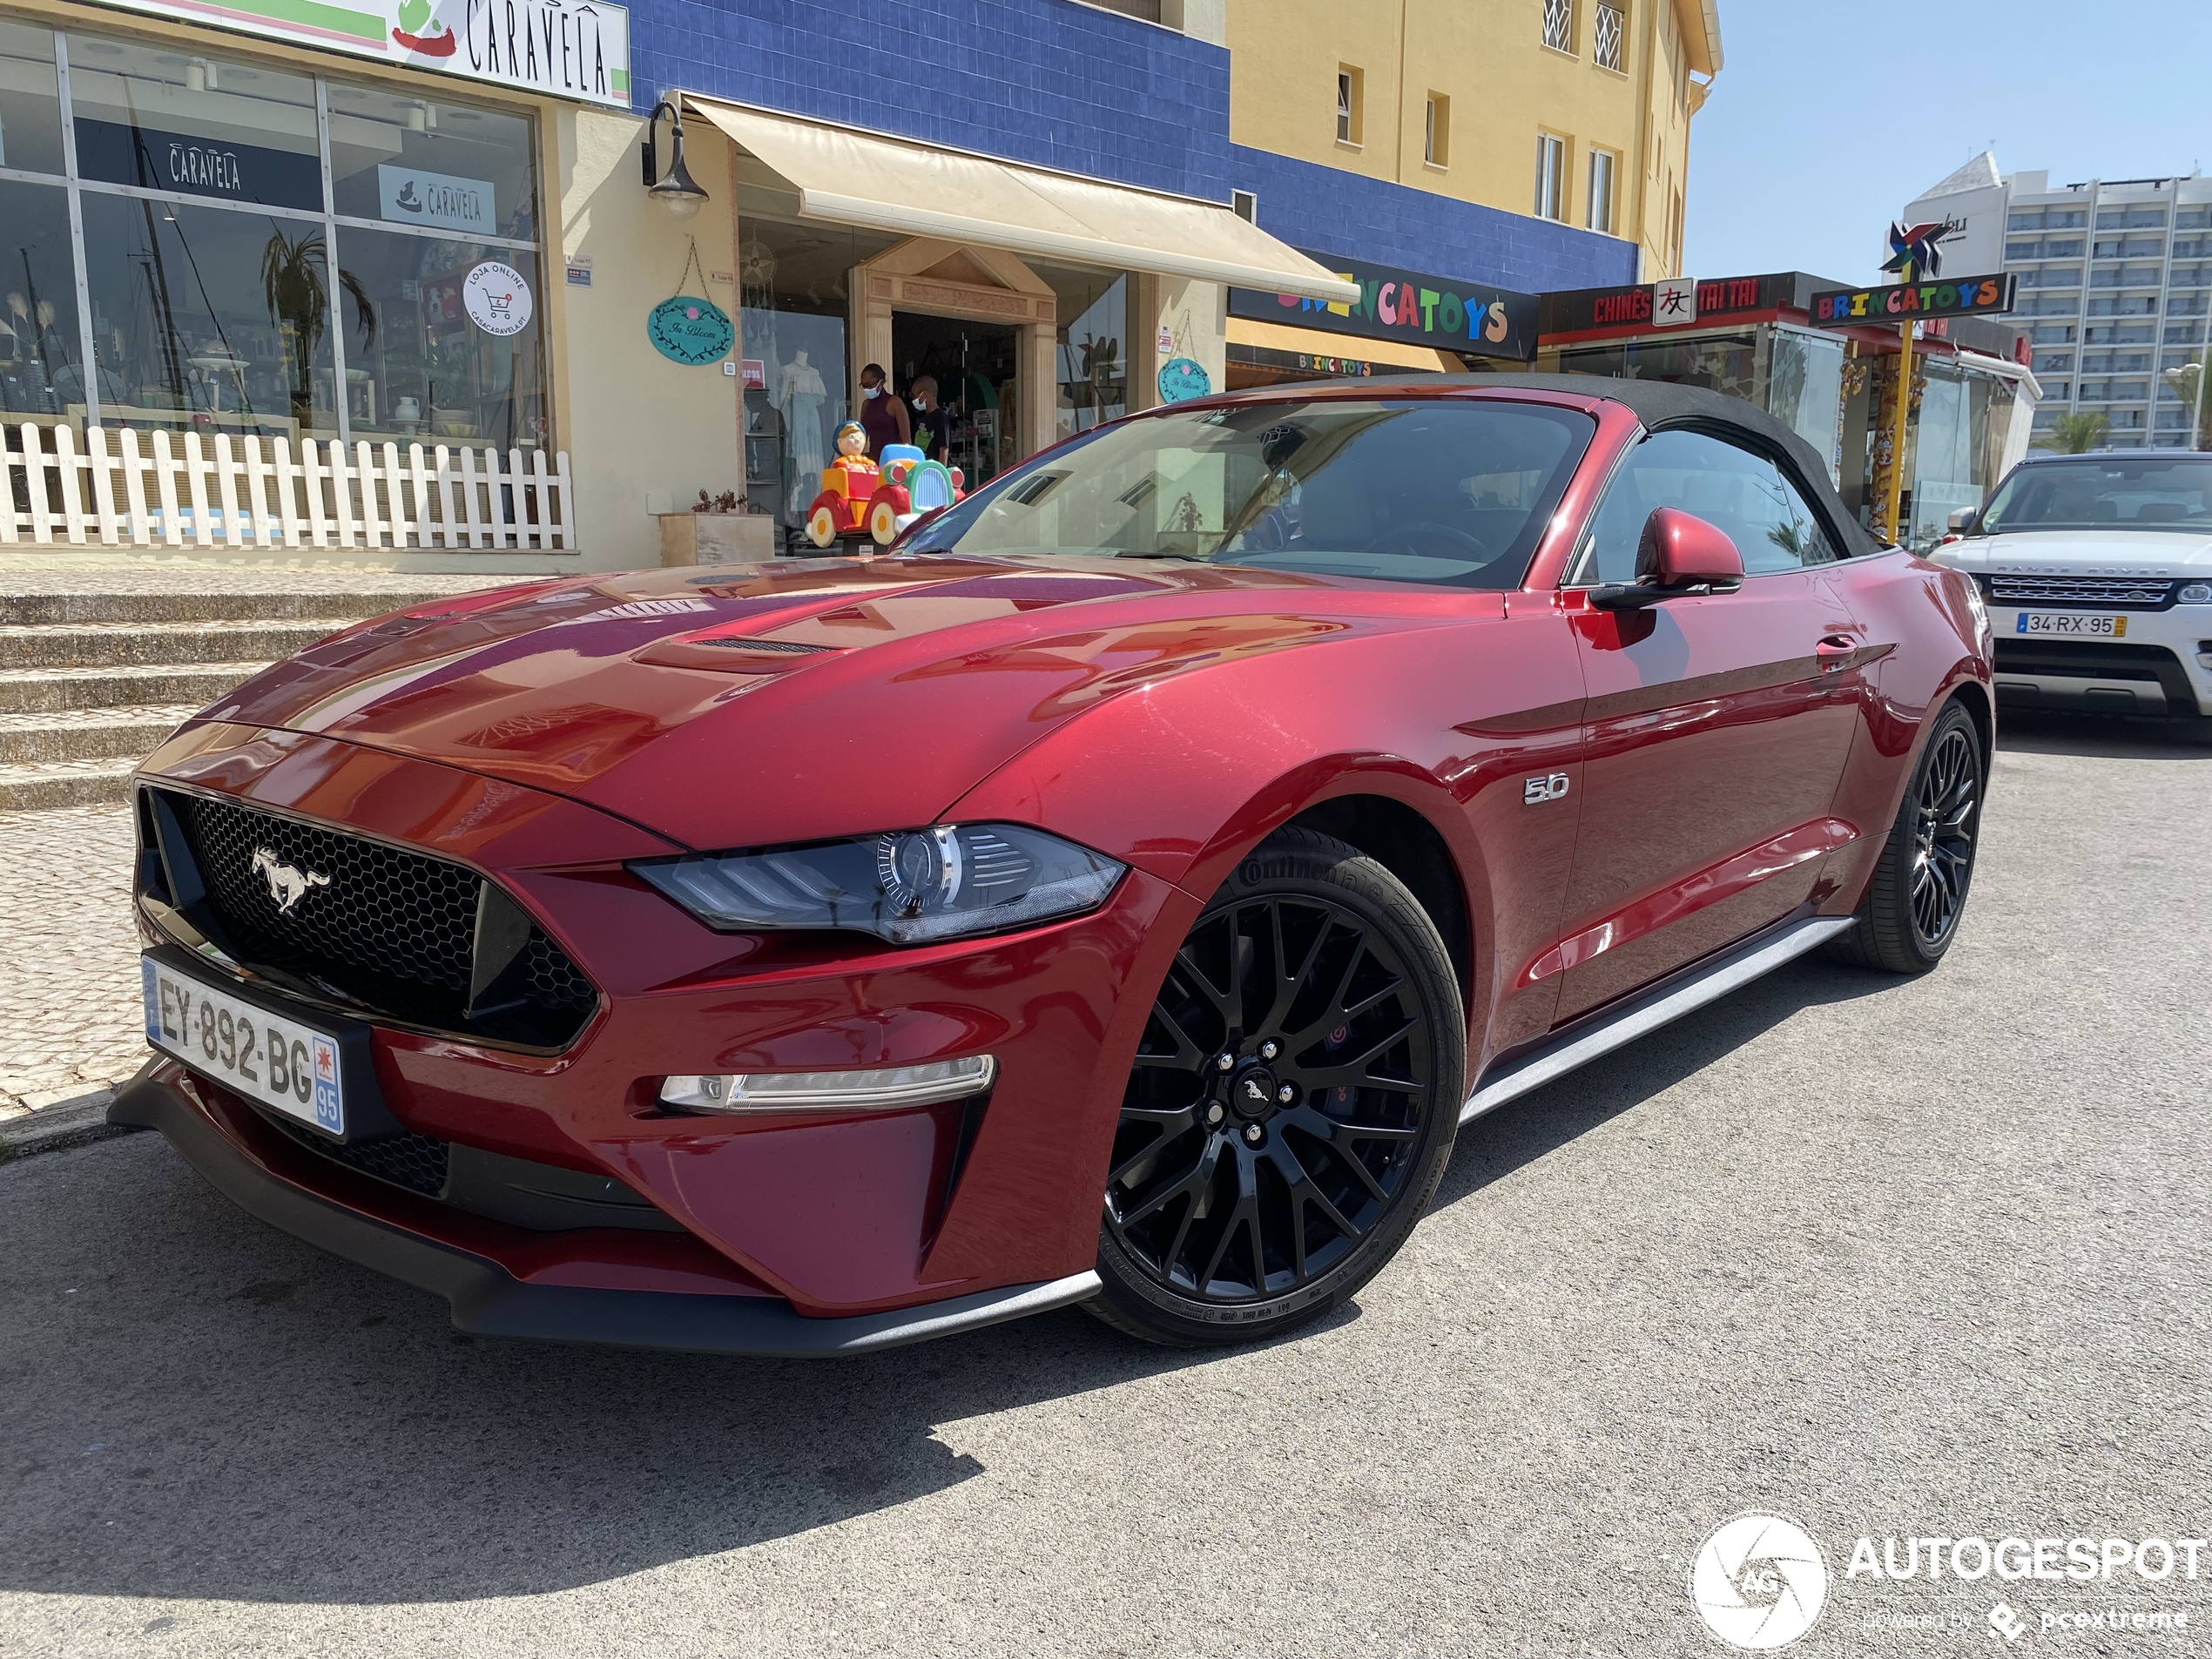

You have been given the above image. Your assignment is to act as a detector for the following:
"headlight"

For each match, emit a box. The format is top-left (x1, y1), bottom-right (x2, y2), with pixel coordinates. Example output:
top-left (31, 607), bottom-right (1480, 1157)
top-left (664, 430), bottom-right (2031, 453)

top-left (1961, 578), bottom-right (1991, 646)
top-left (2177, 581), bottom-right (2212, 604)
top-left (631, 823), bottom-right (1126, 944)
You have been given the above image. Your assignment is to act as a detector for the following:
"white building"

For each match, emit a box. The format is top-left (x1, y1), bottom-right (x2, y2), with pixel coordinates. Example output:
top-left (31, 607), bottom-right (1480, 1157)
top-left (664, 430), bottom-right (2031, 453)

top-left (1903, 155), bottom-right (2211, 448)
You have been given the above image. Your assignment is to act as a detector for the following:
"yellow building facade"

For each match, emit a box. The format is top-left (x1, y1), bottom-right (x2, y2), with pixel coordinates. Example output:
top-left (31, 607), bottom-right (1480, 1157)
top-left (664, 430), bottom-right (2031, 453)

top-left (1225, 0), bottom-right (1719, 281)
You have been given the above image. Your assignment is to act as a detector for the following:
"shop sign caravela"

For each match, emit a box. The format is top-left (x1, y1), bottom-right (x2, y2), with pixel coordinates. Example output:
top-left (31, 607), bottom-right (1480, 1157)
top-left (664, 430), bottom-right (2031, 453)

top-left (84, 0), bottom-right (631, 106)
top-left (1230, 251), bottom-right (1539, 363)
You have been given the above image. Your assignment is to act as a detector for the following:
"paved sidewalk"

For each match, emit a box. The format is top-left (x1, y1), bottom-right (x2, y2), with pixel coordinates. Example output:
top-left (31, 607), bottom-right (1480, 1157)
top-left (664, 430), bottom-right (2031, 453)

top-left (0, 803), bottom-right (145, 1118)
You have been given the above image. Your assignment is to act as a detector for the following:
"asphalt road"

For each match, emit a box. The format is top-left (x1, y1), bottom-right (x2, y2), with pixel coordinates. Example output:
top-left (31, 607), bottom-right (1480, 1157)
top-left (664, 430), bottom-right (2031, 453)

top-left (3, 712), bottom-right (2209, 1659)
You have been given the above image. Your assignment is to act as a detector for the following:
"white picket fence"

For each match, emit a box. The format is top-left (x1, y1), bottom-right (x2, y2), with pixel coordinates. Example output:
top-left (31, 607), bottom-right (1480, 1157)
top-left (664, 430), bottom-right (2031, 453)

top-left (1, 421), bottom-right (575, 551)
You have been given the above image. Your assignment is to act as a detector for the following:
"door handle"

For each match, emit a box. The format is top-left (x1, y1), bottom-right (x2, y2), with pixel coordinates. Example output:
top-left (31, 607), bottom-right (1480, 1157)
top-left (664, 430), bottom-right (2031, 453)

top-left (1816, 632), bottom-right (1861, 670)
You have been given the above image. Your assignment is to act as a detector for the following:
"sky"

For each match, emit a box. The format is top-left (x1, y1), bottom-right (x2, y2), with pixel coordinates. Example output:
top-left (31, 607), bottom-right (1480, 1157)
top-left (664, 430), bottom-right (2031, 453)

top-left (1684, 1), bottom-right (2212, 287)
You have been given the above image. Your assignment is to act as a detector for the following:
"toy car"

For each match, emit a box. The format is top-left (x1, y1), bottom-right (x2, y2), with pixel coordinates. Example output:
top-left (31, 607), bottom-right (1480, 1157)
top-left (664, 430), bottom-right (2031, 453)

top-left (806, 440), bottom-right (967, 549)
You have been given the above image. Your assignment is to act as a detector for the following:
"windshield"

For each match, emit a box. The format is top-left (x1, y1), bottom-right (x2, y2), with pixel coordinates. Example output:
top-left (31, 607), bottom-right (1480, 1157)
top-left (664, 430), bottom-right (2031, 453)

top-left (1979, 456), bottom-right (2212, 534)
top-left (902, 397), bottom-right (1595, 588)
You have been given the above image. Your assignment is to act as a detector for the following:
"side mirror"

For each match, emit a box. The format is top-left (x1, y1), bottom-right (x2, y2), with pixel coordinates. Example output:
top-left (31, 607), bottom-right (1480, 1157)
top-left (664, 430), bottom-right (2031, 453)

top-left (1592, 508), bottom-right (1744, 609)
top-left (1946, 507), bottom-right (1976, 533)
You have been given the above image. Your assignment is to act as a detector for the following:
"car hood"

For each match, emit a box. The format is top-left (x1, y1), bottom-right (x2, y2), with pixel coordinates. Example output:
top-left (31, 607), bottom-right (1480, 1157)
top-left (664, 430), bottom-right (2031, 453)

top-left (193, 555), bottom-right (1442, 850)
top-left (1939, 529), bottom-right (2212, 576)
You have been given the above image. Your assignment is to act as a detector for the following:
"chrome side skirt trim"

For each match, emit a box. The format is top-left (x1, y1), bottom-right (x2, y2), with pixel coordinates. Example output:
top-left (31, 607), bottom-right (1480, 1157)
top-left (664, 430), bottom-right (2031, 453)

top-left (1460, 916), bottom-right (1857, 1124)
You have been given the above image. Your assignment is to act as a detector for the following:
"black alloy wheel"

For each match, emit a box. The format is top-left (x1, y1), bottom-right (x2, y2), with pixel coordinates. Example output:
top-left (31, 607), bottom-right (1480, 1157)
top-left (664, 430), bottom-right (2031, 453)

top-left (1824, 700), bottom-right (1986, 974)
top-left (1091, 828), bottom-right (1463, 1346)
top-left (1910, 724), bottom-right (1980, 949)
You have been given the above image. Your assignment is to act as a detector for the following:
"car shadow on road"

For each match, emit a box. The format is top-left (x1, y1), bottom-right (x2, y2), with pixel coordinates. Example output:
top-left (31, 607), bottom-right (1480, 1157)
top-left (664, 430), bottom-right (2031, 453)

top-left (1431, 954), bottom-right (1894, 1213)
top-left (0, 1132), bottom-right (1303, 1608)
top-left (0, 956), bottom-right (1885, 1610)
top-left (1994, 709), bottom-right (2212, 759)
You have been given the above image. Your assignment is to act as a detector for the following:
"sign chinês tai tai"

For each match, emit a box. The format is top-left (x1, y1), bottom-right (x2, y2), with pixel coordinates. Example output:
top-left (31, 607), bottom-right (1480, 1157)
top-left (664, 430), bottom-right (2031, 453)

top-left (80, 0), bottom-right (631, 108)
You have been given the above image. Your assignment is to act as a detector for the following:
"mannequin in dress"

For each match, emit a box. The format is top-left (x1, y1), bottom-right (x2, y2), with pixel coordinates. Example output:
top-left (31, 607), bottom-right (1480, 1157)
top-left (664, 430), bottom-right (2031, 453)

top-left (779, 349), bottom-right (827, 518)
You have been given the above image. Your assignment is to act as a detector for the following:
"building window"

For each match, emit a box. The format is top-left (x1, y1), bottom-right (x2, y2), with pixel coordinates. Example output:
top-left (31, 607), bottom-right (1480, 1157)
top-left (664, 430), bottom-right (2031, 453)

top-left (1542, 0), bottom-right (1575, 54)
top-left (1587, 148), bottom-right (1616, 233)
top-left (0, 21), bottom-right (546, 449)
top-left (1594, 3), bottom-right (1625, 71)
top-left (1534, 132), bottom-right (1567, 221)
top-left (1424, 93), bottom-right (1450, 168)
top-left (1231, 189), bottom-right (1258, 223)
top-left (1336, 67), bottom-right (1362, 145)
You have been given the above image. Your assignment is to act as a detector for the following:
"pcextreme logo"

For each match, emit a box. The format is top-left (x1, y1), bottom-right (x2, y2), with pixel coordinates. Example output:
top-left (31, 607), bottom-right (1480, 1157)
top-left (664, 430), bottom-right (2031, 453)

top-left (1689, 1513), bottom-right (1830, 1650)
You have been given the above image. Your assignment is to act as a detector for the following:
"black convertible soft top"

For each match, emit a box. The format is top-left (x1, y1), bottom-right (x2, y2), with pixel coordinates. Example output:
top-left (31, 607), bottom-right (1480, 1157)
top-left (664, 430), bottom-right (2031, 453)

top-left (1361, 371), bottom-right (1884, 557)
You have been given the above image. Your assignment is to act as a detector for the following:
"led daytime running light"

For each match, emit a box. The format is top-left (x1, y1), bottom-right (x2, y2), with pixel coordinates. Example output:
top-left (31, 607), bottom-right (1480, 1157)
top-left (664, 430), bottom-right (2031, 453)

top-left (660, 1055), bottom-right (996, 1113)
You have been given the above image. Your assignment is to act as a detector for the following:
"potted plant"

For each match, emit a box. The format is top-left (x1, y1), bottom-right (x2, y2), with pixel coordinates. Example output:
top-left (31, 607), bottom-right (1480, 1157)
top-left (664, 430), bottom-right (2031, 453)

top-left (658, 488), bottom-right (778, 565)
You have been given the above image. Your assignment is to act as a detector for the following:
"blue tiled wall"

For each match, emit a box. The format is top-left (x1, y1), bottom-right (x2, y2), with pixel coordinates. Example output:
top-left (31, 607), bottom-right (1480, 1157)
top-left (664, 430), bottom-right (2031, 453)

top-left (629, 0), bottom-right (1231, 202)
top-left (1230, 145), bottom-right (1641, 293)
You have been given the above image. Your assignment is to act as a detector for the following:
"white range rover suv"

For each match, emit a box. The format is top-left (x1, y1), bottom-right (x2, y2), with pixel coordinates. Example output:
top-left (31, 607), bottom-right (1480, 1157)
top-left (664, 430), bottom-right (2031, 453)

top-left (1934, 452), bottom-right (2212, 720)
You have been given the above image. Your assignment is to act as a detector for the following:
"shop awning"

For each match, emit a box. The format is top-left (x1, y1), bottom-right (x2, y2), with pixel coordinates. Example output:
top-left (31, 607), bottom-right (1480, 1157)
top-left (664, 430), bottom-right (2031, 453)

top-left (684, 97), bottom-right (1361, 306)
top-left (1228, 316), bottom-right (1464, 373)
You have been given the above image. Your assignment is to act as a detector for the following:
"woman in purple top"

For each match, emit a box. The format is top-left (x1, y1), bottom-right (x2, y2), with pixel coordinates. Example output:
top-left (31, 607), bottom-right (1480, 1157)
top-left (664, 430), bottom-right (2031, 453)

top-left (858, 362), bottom-right (909, 458)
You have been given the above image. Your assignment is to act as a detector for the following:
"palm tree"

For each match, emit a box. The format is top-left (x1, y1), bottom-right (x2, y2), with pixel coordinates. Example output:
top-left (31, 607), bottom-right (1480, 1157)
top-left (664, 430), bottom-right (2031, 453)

top-left (2159, 362), bottom-right (2210, 448)
top-left (2033, 410), bottom-right (2108, 454)
top-left (261, 229), bottom-right (374, 422)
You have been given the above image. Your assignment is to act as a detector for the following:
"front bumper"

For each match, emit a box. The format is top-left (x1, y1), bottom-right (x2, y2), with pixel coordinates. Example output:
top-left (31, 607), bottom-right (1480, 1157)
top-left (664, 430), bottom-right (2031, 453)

top-left (129, 722), bottom-right (1192, 1335)
top-left (113, 1064), bottom-right (1099, 1355)
top-left (1988, 607), bottom-right (2212, 716)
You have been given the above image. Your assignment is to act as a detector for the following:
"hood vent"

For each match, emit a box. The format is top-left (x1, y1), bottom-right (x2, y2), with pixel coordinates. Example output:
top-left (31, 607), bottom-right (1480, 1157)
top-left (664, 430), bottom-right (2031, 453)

top-left (635, 634), bottom-right (845, 674)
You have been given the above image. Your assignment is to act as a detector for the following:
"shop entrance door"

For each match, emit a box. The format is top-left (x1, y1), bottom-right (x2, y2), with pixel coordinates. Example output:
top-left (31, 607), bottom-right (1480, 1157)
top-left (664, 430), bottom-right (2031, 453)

top-left (892, 313), bottom-right (1019, 489)
top-left (852, 239), bottom-right (1057, 471)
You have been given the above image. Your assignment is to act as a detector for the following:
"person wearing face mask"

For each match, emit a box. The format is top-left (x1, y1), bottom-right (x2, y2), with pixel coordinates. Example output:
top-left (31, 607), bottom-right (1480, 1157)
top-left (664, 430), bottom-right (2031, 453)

top-left (857, 362), bottom-right (909, 459)
top-left (907, 374), bottom-right (948, 464)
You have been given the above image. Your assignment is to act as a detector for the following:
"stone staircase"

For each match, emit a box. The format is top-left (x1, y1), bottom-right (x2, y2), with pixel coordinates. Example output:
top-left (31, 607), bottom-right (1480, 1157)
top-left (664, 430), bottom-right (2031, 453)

top-left (0, 585), bottom-right (472, 811)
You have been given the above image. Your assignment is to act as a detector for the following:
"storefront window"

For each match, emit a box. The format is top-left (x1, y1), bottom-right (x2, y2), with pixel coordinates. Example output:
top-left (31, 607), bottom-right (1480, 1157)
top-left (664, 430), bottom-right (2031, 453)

top-left (80, 192), bottom-right (337, 437)
top-left (1557, 333), bottom-right (1760, 401)
top-left (737, 211), bottom-right (897, 549)
top-left (0, 181), bottom-right (82, 416)
top-left (0, 17), bottom-right (64, 175)
top-left (1045, 267), bottom-right (1127, 441)
top-left (327, 84), bottom-right (537, 241)
top-left (335, 228), bottom-right (543, 446)
top-left (1766, 328), bottom-right (1846, 484)
top-left (65, 35), bottom-right (320, 212)
top-left (0, 20), bottom-right (547, 448)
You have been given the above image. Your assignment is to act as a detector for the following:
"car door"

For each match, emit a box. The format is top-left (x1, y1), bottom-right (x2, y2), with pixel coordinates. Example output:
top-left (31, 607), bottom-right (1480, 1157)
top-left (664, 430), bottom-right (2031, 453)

top-left (1549, 426), bottom-right (1865, 1025)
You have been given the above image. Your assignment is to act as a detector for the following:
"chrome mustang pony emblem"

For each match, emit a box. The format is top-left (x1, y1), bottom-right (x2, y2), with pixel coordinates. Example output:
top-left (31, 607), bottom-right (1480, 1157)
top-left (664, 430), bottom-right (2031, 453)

top-left (251, 846), bottom-right (331, 915)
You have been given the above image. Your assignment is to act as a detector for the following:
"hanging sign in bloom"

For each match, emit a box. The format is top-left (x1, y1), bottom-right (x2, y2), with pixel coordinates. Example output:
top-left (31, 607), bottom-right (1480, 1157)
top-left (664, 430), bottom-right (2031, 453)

top-left (648, 296), bottom-right (736, 366)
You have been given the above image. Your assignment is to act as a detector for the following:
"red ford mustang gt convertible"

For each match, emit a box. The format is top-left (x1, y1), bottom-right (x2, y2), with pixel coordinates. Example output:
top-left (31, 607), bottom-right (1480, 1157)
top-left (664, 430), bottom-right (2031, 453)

top-left (117, 376), bottom-right (1993, 1353)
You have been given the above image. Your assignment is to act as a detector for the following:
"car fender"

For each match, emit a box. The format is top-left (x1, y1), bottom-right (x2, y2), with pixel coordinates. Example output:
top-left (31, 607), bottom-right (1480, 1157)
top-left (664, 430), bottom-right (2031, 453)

top-left (943, 614), bottom-right (1547, 1049)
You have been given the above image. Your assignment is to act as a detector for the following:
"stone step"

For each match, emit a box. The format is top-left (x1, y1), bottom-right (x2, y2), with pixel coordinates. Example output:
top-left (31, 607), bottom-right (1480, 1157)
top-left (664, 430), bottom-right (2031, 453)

top-left (0, 757), bottom-right (138, 812)
top-left (0, 590), bottom-right (454, 627)
top-left (0, 662), bottom-right (270, 713)
top-left (0, 617), bottom-right (352, 671)
top-left (0, 705), bottom-right (199, 765)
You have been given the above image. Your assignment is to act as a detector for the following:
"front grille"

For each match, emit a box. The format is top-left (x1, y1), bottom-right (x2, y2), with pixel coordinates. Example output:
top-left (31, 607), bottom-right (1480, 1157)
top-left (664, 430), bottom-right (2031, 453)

top-left (148, 788), bottom-right (598, 1049)
top-left (1984, 573), bottom-right (2175, 608)
top-left (265, 1112), bottom-right (451, 1197)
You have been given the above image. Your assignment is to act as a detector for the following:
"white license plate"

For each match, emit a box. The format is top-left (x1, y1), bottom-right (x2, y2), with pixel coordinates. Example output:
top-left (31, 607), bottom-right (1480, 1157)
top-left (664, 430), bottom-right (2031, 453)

top-left (2016, 611), bottom-right (2128, 637)
top-left (142, 957), bottom-right (346, 1135)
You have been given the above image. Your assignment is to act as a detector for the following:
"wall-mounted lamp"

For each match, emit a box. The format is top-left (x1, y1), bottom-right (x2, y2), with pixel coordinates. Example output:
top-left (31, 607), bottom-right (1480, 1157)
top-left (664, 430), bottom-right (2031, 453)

top-left (407, 101), bottom-right (428, 132)
top-left (640, 98), bottom-right (709, 221)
